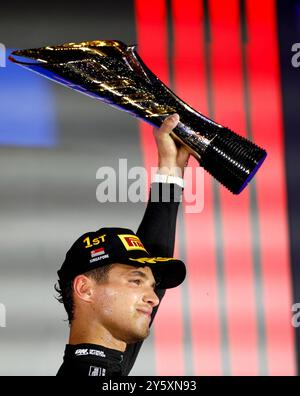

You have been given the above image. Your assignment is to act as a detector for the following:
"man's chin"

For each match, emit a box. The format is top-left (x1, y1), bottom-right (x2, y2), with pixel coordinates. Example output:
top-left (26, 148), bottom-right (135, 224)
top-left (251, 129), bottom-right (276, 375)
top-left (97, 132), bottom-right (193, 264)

top-left (126, 328), bottom-right (150, 344)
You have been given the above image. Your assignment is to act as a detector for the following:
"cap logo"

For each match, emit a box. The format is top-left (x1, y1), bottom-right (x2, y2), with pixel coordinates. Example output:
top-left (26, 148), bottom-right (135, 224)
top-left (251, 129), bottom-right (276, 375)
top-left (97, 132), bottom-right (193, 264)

top-left (129, 257), bottom-right (175, 264)
top-left (91, 247), bottom-right (105, 258)
top-left (118, 234), bottom-right (148, 253)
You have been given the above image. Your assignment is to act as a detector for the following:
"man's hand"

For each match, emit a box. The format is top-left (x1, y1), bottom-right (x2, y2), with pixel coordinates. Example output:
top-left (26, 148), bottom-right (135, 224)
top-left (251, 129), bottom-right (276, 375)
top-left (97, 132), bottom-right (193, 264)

top-left (153, 113), bottom-right (190, 178)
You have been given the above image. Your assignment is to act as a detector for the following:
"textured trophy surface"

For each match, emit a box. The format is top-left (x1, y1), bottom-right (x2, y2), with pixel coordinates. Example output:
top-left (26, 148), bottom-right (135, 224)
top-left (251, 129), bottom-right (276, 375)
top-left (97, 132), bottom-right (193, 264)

top-left (9, 40), bottom-right (267, 194)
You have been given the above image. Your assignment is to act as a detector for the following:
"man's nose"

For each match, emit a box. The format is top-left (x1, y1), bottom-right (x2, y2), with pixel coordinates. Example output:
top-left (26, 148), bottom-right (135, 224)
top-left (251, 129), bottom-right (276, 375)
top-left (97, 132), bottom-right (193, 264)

top-left (144, 289), bottom-right (160, 307)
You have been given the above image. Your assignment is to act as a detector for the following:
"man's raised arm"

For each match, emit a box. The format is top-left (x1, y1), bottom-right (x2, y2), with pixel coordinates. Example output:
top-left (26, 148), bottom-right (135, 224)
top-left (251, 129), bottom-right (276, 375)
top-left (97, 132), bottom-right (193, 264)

top-left (137, 113), bottom-right (189, 258)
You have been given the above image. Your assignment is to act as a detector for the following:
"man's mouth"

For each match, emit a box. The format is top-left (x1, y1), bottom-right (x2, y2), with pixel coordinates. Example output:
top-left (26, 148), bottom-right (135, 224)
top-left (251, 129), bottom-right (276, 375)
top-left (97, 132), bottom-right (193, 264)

top-left (137, 309), bottom-right (152, 318)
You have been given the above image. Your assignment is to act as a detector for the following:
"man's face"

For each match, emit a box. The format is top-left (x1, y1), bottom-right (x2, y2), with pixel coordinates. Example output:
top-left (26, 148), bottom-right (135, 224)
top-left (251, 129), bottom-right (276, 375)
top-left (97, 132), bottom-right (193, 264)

top-left (92, 264), bottom-right (160, 344)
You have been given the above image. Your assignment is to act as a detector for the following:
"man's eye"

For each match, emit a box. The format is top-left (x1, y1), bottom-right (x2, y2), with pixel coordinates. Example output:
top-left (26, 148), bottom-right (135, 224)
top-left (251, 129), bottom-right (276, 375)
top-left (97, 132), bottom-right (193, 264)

top-left (130, 279), bottom-right (141, 285)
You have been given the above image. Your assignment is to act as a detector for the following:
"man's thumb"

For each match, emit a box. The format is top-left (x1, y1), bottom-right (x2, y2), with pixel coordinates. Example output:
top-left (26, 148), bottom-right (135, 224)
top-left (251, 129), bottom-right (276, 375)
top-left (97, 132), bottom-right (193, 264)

top-left (160, 113), bottom-right (180, 134)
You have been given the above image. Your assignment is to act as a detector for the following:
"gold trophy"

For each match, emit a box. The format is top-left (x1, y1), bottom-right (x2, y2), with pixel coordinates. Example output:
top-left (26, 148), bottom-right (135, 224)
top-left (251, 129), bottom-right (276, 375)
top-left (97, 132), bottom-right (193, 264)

top-left (9, 40), bottom-right (267, 194)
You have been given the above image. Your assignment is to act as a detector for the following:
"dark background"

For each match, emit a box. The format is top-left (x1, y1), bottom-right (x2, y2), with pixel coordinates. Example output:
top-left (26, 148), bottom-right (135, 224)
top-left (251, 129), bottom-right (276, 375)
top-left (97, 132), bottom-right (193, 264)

top-left (0, 0), bottom-right (299, 375)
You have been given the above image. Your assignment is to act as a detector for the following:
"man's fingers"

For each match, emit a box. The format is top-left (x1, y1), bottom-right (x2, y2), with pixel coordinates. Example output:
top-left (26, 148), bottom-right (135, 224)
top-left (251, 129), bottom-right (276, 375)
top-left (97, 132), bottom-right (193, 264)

top-left (178, 145), bottom-right (190, 165)
top-left (156, 113), bottom-right (180, 136)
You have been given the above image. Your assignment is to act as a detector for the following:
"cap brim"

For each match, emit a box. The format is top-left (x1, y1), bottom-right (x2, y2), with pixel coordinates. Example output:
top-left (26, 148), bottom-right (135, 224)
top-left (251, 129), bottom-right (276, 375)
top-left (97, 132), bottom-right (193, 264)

top-left (126, 257), bottom-right (186, 289)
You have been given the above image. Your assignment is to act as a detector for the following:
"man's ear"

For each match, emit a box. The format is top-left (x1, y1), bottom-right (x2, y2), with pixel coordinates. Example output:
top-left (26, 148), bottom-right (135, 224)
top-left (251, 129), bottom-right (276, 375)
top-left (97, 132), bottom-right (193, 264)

top-left (73, 275), bottom-right (94, 303)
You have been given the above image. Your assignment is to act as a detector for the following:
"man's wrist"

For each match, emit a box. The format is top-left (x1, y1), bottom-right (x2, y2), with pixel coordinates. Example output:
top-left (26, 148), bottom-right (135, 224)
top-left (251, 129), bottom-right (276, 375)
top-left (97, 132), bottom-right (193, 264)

top-left (157, 164), bottom-right (183, 178)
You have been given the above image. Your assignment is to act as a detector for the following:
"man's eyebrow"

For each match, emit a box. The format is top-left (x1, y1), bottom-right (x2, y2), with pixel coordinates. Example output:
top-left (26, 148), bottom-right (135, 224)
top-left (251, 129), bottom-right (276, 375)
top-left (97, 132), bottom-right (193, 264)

top-left (127, 270), bottom-right (157, 288)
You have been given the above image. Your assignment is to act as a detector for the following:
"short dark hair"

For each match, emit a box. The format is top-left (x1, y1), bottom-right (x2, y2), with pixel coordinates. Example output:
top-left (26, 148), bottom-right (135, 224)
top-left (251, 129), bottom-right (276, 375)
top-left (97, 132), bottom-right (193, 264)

top-left (55, 264), bottom-right (113, 324)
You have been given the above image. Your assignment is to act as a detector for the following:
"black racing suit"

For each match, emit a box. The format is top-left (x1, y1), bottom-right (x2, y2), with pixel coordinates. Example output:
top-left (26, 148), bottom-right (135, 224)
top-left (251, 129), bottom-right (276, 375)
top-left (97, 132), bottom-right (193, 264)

top-left (56, 182), bottom-right (182, 376)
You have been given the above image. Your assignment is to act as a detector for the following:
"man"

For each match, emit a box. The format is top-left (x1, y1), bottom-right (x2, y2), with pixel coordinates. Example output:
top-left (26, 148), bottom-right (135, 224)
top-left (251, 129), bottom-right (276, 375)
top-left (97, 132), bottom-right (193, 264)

top-left (55, 114), bottom-right (190, 376)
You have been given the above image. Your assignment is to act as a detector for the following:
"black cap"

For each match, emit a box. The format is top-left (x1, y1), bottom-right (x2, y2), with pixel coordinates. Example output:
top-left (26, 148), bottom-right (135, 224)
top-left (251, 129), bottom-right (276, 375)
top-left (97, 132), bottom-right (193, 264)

top-left (58, 227), bottom-right (186, 289)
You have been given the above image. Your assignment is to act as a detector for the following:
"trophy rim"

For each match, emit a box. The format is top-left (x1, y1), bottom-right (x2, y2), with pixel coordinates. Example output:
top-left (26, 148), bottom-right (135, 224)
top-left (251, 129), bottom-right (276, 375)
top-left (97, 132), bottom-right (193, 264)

top-left (9, 39), bottom-right (133, 66)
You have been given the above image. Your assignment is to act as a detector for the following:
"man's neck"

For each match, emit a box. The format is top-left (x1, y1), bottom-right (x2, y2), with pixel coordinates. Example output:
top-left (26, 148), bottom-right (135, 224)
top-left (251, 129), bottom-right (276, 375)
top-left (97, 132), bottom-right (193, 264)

top-left (69, 320), bottom-right (127, 352)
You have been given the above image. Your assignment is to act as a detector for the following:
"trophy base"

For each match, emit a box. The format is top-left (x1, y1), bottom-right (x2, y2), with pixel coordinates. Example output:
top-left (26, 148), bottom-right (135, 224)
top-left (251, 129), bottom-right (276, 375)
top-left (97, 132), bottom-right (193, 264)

top-left (201, 127), bottom-right (267, 194)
